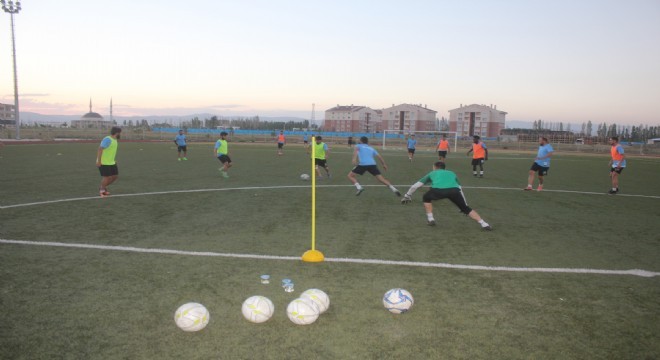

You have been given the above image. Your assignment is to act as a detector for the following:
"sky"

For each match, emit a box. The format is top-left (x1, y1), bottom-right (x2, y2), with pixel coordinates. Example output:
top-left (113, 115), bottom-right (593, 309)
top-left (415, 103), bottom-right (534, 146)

top-left (0, 0), bottom-right (658, 125)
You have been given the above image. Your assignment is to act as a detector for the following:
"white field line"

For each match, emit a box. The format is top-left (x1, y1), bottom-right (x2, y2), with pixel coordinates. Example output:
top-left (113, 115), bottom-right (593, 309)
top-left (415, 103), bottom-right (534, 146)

top-left (0, 239), bottom-right (657, 278)
top-left (1, 185), bottom-right (658, 209)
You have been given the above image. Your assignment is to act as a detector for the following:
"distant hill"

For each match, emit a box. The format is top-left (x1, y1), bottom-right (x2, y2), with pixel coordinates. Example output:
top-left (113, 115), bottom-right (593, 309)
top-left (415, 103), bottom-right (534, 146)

top-left (18, 112), bottom-right (308, 125)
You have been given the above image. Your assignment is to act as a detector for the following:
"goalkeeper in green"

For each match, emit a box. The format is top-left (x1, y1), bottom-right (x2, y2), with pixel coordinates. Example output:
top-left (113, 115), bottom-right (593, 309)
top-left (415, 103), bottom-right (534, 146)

top-left (401, 161), bottom-right (491, 230)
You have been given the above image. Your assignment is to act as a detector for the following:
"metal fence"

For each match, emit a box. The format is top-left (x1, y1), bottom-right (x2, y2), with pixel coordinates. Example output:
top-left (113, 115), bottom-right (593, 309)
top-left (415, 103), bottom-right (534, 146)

top-left (2, 127), bottom-right (659, 156)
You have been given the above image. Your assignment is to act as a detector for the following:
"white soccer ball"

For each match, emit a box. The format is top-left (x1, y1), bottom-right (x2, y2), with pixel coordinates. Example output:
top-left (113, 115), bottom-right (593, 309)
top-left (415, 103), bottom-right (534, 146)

top-left (286, 297), bottom-right (320, 325)
top-left (383, 288), bottom-right (414, 314)
top-left (241, 296), bottom-right (275, 324)
top-left (300, 174), bottom-right (310, 181)
top-left (174, 302), bottom-right (210, 332)
top-left (300, 289), bottom-right (330, 314)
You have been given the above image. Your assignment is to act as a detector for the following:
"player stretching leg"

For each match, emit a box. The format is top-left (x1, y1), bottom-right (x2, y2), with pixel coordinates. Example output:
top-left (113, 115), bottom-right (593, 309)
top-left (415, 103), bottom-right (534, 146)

top-left (401, 161), bottom-right (491, 230)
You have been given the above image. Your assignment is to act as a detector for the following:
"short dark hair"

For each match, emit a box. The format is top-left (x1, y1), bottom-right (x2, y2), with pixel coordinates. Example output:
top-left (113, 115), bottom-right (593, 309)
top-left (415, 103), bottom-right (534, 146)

top-left (610, 136), bottom-right (619, 142)
top-left (473, 135), bottom-right (480, 140)
top-left (541, 137), bottom-right (548, 142)
top-left (316, 136), bottom-right (322, 141)
top-left (434, 161), bottom-right (446, 169)
top-left (220, 131), bottom-right (228, 136)
top-left (110, 127), bottom-right (122, 135)
top-left (360, 136), bottom-right (369, 144)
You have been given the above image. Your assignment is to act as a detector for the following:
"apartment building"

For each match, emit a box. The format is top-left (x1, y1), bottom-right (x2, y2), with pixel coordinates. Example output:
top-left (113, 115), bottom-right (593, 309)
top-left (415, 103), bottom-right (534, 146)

top-left (448, 104), bottom-right (507, 137)
top-left (0, 102), bottom-right (15, 125)
top-left (380, 104), bottom-right (437, 132)
top-left (323, 105), bottom-right (382, 133)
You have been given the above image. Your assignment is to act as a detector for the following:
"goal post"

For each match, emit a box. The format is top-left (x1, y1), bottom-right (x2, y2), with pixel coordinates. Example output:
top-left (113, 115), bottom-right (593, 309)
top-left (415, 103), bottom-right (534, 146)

top-left (381, 130), bottom-right (458, 153)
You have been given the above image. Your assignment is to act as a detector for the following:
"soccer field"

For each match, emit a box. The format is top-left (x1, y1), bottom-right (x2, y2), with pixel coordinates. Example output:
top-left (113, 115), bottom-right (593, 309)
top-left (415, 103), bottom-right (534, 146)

top-left (1, 141), bottom-right (659, 359)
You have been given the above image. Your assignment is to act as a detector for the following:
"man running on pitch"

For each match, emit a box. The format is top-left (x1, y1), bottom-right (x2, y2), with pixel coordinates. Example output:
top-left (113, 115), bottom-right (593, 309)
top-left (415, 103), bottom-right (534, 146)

top-left (348, 136), bottom-right (401, 197)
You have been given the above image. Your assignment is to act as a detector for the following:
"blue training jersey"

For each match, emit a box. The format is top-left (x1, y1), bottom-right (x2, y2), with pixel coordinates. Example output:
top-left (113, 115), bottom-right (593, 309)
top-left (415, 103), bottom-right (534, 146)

top-left (535, 143), bottom-right (554, 167)
top-left (407, 139), bottom-right (417, 149)
top-left (175, 134), bottom-right (187, 146)
top-left (612, 145), bottom-right (626, 167)
top-left (356, 144), bottom-right (378, 166)
top-left (100, 137), bottom-right (112, 148)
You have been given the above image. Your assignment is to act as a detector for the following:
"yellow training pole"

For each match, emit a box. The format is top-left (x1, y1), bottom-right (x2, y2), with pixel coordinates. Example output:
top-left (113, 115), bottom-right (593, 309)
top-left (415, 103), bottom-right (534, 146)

top-left (302, 136), bottom-right (324, 262)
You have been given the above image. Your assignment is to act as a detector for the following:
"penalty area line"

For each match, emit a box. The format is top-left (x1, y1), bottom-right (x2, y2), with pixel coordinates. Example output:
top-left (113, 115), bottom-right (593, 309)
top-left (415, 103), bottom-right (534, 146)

top-left (1, 185), bottom-right (658, 209)
top-left (0, 239), bottom-right (657, 278)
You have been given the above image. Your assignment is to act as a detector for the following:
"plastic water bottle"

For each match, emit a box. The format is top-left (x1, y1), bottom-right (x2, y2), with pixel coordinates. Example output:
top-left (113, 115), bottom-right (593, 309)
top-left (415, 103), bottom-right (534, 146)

top-left (282, 278), bottom-right (294, 292)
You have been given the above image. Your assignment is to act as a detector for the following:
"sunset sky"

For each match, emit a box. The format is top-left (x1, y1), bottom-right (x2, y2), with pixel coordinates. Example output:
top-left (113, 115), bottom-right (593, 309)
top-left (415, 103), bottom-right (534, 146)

top-left (0, 0), bottom-right (658, 124)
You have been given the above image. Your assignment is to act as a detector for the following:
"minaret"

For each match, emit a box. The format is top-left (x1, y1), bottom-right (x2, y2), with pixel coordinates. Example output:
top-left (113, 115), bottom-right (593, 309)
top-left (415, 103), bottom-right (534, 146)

top-left (311, 103), bottom-right (315, 128)
top-left (89, 98), bottom-right (92, 113)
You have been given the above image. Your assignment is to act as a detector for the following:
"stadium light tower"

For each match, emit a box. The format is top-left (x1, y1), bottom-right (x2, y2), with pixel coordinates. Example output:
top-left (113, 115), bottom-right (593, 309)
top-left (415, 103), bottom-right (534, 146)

top-left (1, 0), bottom-right (21, 139)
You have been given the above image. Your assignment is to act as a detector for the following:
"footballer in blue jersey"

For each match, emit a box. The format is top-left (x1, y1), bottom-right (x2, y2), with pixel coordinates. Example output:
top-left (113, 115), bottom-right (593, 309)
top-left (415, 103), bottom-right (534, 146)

top-left (407, 134), bottom-right (417, 161)
top-left (348, 136), bottom-right (401, 197)
top-left (174, 130), bottom-right (188, 161)
top-left (525, 137), bottom-right (554, 191)
top-left (608, 136), bottom-right (627, 194)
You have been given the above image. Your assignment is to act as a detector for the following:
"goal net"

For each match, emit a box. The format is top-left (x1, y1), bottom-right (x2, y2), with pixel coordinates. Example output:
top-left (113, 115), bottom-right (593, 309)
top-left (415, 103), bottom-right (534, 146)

top-left (381, 130), bottom-right (458, 153)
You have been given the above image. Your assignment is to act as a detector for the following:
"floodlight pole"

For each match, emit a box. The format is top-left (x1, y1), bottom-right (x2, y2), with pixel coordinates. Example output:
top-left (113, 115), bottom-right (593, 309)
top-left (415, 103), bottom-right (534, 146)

top-left (1, 0), bottom-right (21, 139)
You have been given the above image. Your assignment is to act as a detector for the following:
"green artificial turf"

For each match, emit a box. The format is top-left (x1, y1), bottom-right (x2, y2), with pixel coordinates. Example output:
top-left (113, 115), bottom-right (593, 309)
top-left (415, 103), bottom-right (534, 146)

top-left (0, 141), bottom-right (658, 359)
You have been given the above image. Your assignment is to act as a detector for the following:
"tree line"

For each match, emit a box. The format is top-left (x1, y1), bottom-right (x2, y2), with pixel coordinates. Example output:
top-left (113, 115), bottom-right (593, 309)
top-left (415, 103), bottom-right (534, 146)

top-left (533, 119), bottom-right (659, 142)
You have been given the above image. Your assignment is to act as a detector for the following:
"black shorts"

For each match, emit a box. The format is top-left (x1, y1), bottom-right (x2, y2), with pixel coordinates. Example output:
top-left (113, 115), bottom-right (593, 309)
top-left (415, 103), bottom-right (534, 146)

top-left (610, 167), bottom-right (624, 174)
top-left (408, 148), bottom-right (416, 154)
top-left (303, 140), bottom-right (309, 144)
top-left (530, 163), bottom-right (549, 176)
top-left (217, 154), bottom-right (231, 164)
top-left (177, 145), bottom-right (187, 153)
top-left (422, 188), bottom-right (472, 214)
top-left (438, 151), bottom-right (447, 158)
top-left (471, 158), bottom-right (485, 166)
top-left (351, 165), bottom-right (381, 176)
top-left (278, 143), bottom-right (284, 149)
top-left (99, 164), bottom-right (118, 177)
top-left (315, 158), bottom-right (328, 168)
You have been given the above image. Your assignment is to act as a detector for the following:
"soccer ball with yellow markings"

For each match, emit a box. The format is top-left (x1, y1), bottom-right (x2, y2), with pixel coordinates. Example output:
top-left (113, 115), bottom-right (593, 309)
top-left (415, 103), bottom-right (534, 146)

top-left (174, 302), bottom-right (210, 332)
top-left (241, 296), bottom-right (275, 324)
top-left (286, 298), bottom-right (320, 325)
top-left (300, 288), bottom-right (330, 314)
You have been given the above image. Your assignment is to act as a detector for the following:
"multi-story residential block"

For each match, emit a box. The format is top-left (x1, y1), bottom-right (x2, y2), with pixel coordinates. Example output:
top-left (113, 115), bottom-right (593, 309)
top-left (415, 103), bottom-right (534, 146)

top-left (323, 105), bottom-right (382, 133)
top-left (0, 102), bottom-right (15, 125)
top-left (380, 104), bottom-right (437, 132)
top-left (448, 104), bottom-right (507, 137)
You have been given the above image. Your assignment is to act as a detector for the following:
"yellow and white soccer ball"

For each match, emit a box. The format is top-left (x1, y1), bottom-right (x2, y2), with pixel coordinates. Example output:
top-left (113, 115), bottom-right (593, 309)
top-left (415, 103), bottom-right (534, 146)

top-left (300, 174), bottom-right (310, 181)
top-left (286, 298), bottom-right (320, 325)
top-left (241, 296), bottom-right (275, 324)
top-left (174, 302), bottom-right (210, 332)
top-left (300, 289), bottom-right (330, 314)
top-left (383, 288), bottom-right (414, 314)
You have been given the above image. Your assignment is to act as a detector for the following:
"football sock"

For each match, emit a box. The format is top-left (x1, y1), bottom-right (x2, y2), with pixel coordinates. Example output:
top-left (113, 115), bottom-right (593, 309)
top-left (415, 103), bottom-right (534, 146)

top-left (478, 219), bottom-right (489, 227)
top-left (427, 213), bottom-right (435, 221)
top-left (355, 183), bottom-right (362, 190)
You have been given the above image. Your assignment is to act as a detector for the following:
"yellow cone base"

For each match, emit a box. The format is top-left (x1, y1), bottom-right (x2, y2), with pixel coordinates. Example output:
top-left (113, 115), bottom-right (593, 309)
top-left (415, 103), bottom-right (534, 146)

top-left (302, 249), bottom-right (325, 263)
